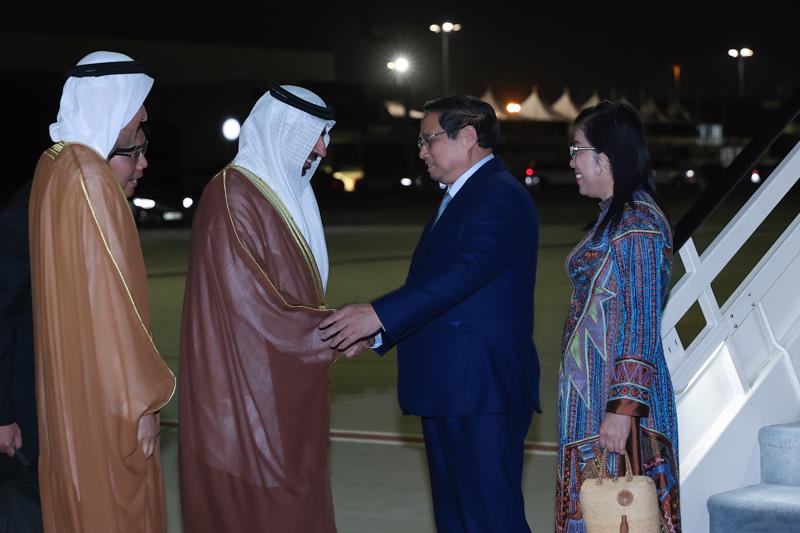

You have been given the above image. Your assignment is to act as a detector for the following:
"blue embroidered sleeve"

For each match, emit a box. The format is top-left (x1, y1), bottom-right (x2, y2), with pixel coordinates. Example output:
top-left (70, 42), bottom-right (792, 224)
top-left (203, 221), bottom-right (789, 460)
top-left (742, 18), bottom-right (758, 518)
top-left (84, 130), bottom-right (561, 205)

top-left (606, 229), bottom-right (667, 416)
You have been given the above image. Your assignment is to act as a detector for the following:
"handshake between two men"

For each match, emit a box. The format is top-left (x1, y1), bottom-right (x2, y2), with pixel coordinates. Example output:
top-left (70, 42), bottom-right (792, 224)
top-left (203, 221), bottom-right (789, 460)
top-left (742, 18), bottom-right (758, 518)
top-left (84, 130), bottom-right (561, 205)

top-left (319, 303), bottom-right (383, 359)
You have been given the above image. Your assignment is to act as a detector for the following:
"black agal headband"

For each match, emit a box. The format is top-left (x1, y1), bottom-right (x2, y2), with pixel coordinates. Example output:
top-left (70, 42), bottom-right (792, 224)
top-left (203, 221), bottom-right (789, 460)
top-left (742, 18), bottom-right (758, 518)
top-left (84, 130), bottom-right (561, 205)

top-left (266, 81), bottom-right (335, 121)
top-left (65, 60), bottom-right (147, 78)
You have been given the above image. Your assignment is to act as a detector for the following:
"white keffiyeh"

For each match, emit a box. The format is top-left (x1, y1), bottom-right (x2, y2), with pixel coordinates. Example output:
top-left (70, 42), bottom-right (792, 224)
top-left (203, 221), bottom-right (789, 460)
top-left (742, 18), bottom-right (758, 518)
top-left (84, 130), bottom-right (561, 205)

top-left (233, 86), bottom-right (335, 290)
top-left (49, 51), bottom-right (153, 158)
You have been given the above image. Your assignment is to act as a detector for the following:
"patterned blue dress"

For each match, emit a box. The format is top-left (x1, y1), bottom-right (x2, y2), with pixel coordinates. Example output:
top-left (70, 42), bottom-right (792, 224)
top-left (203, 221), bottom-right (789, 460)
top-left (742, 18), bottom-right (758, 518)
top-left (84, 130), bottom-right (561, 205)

top-left (556, 189), bottom-right (681, 533)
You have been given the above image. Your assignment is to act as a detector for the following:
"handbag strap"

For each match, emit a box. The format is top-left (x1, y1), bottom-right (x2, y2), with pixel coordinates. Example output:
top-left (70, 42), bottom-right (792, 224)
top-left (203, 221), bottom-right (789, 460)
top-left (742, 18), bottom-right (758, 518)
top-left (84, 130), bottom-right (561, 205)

top-left (597, 449), bottom-right (634, 484)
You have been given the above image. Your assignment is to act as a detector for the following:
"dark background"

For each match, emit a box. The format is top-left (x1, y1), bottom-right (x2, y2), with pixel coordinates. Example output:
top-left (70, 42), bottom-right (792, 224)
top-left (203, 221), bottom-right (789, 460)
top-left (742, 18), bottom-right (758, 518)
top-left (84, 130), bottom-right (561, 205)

top-left (2, 8), bottom-right (797, 213)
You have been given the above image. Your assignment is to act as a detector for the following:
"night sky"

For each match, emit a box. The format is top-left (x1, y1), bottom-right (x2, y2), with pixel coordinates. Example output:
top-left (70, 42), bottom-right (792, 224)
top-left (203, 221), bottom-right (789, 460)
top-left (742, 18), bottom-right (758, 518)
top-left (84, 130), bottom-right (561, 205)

top-left (1, 8), bottom-right (796, 203)
top-left (4, 7), bottom-right (797, 104)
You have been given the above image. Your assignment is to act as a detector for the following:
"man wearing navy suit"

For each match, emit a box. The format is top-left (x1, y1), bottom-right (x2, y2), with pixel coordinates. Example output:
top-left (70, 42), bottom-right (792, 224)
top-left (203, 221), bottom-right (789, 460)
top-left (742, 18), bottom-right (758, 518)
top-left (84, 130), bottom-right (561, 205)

top-left (320, 95), bottom-right (540, 532)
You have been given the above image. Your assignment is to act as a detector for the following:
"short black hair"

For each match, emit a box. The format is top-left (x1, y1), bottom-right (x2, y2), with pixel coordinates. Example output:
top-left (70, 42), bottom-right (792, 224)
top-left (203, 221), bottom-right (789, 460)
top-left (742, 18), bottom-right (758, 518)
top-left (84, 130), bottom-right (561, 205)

top-left (423, 95), bottom-right (500, 149)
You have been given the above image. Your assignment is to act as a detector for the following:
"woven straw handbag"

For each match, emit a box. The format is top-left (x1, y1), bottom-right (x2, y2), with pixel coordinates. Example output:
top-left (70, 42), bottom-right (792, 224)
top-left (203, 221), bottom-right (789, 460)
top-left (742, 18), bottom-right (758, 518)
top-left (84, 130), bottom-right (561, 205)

top-left (579, 450), bottom-right (661, 533)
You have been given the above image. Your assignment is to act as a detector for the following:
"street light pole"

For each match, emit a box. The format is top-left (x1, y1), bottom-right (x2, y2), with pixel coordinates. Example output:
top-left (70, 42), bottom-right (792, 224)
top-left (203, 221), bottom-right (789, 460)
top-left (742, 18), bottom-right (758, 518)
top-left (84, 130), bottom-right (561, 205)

top-left (672, 63), bottom-right (681, 100)
top-left (442, 31), bottom-right (449, 95)
top-left (387, 56), bottom-right (411, 116)
top-left (728, 47), bottom-right (754, 97)
top-left (387, 57), bottom-right (416, 180)
top-left (429, 22), bottom-right (461, 95)
top-left (738, 58), bottom-right (745, 96)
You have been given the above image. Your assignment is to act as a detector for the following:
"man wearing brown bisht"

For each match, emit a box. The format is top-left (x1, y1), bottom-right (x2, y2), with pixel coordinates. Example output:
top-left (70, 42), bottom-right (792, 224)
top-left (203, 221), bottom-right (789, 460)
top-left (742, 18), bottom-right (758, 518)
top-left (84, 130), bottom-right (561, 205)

top-left (28, 51), bottom-right (176, 533)
top-left (179, 84), bottom-right (367, 533)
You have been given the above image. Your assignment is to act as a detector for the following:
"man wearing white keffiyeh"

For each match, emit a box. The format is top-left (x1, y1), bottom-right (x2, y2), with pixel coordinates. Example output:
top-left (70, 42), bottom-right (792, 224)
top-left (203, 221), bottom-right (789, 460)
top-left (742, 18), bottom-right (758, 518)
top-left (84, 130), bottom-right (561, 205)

top-left (29, 50), bottom-right (175, 533)
top-left (179, 84), bottom-right (365, 533)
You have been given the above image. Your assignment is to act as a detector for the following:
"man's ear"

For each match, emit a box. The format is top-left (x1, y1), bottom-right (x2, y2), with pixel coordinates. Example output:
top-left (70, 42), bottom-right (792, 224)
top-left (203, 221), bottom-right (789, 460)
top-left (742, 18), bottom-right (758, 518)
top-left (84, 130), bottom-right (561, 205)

top-left (461, 125), bottom-right (478, 147)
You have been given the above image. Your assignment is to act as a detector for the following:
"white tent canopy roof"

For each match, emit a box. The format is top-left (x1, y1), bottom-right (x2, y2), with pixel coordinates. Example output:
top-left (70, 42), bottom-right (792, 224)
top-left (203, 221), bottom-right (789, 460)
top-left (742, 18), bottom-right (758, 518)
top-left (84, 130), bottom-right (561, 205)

top-left (518, 86), bottom-right (557, 121)
top-left (640, 98), bottom-right (667, 122)
top-left (666, 99), bottom-right (691, 121)
top-left (581, 90), bottom-right (601, 110)
top-left (412, 87), bottom-right (690, 124)
top-left (480, 86), bottom-right (507, 119)
top-left (551, 88), bottom-right (579, 120)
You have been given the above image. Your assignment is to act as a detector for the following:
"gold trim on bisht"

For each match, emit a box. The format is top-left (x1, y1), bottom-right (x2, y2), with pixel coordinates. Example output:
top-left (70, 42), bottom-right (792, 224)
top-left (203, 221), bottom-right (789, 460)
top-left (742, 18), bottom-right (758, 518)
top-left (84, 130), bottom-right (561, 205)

top-left (72, 150), bottom-right (176, 411)
top-left (223, 166), bottom-right (327, 309)
top-left (44, 141), bottom-right (66, 160)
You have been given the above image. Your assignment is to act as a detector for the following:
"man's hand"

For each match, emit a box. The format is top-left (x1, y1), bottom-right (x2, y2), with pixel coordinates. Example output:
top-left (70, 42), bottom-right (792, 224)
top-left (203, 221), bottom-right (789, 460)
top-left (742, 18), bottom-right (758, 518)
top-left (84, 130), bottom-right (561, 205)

top-left (339, 337), bottom-right (375, 359)
top-left (320, 304), bottom-right (383, 350)
top-left (0, 423), bottom-right (22, 458)
top-left (598, 412), bottom-right (632, 454)
top-left (137, 414), bottom-right (159, 460)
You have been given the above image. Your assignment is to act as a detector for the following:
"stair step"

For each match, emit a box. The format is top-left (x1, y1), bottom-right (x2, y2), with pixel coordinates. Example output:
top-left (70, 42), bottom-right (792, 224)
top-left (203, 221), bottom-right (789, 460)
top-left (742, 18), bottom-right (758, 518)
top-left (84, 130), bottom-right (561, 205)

top-left (708, 483), bottom-right (800, 533)
top-left (759, 421), bottom-right (800, 485)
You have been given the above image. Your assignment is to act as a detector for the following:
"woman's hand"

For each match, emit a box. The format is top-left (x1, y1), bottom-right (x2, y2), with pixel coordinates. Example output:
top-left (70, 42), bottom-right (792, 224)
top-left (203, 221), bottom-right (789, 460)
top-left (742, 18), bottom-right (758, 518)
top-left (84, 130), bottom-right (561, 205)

top-left (598, 412), bottom-right (631, 453)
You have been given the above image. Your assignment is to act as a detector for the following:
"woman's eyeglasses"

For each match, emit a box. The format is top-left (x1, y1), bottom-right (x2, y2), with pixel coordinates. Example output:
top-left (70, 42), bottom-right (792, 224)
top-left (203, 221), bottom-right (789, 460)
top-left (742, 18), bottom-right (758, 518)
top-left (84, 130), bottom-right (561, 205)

top-left (569, 144), bottom-right (597, 158)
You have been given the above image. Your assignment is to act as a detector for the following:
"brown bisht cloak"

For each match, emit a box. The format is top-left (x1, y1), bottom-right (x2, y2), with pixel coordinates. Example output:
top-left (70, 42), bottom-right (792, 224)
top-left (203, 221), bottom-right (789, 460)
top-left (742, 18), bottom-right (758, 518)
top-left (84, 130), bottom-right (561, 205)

top-left (179, 165), bottom-right (337, 533)
top-left (28, 142), bottom-right (176, 533)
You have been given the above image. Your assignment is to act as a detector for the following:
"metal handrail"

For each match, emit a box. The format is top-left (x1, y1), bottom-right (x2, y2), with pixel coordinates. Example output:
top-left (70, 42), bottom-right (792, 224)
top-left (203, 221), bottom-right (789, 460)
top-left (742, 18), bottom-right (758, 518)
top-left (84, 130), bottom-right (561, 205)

top-left (674, 88), bottom-right (800, 250)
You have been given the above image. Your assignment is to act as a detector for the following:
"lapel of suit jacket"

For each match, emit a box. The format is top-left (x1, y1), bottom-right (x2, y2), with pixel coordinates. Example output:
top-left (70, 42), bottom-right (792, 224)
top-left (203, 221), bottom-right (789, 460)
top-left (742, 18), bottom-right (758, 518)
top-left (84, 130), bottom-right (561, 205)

top-left (410, 157), bottom-right (503, 271)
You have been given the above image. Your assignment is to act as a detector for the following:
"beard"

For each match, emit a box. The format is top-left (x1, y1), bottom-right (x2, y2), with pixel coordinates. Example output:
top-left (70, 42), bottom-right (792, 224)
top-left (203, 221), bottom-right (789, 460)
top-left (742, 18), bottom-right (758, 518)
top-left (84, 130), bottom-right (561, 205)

top-left (302, 153), bottom-right (319, 176)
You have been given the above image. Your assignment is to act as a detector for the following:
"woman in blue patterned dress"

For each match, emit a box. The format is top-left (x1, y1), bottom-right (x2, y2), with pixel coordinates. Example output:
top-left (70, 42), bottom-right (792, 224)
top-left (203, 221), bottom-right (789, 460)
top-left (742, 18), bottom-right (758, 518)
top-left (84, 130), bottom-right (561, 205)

top-left (555, 101), bottom-right (681, 533)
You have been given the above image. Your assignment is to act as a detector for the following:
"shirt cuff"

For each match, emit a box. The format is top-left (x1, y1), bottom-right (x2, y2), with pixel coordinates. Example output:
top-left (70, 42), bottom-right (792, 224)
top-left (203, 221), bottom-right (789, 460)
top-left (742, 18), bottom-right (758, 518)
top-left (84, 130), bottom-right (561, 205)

top-left (371, 332), bottom-right (383, 350)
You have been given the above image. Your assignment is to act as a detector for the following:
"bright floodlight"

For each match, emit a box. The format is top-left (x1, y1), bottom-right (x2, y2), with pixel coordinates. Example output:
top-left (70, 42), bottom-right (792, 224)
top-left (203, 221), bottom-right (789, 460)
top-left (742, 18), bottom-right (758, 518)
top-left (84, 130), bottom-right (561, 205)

top-left (132, 198), bottom-right (155, 210)
top-left (431, 22), bottom-right (460, 33)
top-left (222, 118), bottom-right (241, 141)
top-left (506, 102), bottom-right (521, 114)
top-left (741, 48), bottom-right (754, 57)
top-left (400, 178), bottom-right (412, 187)
top-left (389, 57), bottom-right (410, 72)
top-left (728, 49), bottom-right (739, 58)
top-left (183, 197), bottom-right (194, 209)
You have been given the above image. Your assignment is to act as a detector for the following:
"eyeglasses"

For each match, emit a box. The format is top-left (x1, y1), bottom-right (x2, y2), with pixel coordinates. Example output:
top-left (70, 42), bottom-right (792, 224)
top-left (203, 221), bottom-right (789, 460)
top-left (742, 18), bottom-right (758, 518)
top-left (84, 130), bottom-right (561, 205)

top-left (110, 139), bottom-right (148, 161)
top-left (569, 144), bottom-right (597, 158)
top-left (417, 130), bottom-right (448, 149)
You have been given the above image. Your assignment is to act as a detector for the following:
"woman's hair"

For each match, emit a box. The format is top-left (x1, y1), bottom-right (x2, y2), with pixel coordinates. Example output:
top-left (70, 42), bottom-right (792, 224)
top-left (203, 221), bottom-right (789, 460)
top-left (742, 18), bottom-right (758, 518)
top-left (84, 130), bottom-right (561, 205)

top-left (575, 100), bottom-right (669, 235)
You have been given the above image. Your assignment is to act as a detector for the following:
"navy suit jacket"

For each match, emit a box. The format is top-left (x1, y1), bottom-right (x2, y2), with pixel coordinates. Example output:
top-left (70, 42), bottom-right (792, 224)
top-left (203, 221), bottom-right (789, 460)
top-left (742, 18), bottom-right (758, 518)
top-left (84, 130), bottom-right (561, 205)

top-left (372, 157), bottom-right (540, 417)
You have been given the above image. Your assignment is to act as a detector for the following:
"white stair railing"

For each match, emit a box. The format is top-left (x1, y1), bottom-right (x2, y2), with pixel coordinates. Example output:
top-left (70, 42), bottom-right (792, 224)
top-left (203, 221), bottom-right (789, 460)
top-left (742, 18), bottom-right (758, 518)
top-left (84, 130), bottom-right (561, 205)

top-left (661, 139), bottom-right (800, 533)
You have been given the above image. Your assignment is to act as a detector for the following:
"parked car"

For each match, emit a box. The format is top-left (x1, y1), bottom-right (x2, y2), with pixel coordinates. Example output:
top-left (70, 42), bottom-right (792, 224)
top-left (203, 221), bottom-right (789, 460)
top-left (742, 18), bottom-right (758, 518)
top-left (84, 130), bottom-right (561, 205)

top-left (517, 160), bottom-right (549, 191)
top-left (129, 196), bottom-right (190, 227)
